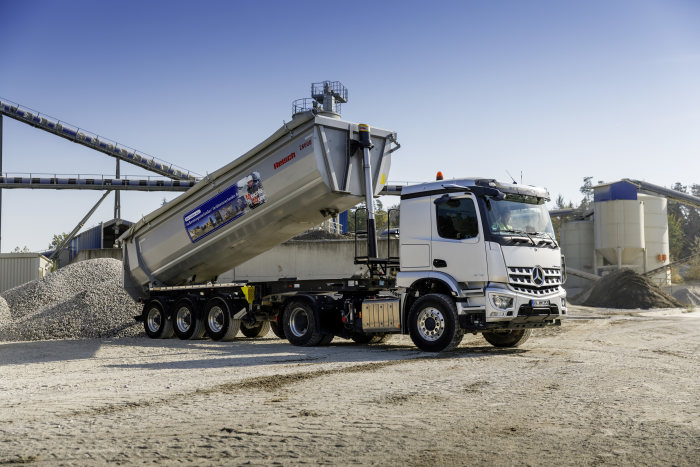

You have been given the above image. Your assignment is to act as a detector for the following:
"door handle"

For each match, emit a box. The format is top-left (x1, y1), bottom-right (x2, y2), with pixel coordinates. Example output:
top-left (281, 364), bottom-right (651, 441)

top-left (433, 259), bottom-right (447, 268)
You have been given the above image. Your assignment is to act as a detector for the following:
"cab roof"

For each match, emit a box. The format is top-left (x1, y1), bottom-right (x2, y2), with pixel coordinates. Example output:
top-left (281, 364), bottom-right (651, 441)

top-left (400, 177), bottom-right (550, 200)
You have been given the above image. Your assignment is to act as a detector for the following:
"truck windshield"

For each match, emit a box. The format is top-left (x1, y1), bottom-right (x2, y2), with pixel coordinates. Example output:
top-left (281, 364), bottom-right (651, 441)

top-left (484, 194), bottom-right (554, 237)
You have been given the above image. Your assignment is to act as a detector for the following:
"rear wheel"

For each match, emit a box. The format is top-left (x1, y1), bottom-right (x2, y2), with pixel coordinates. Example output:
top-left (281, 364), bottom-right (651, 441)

top-left (282, 301), bottom-right (324, 346)
top-left (318, 333), bottom-right (334, 346)
top-left (240, 320), bottom-right (271, 338)
top-left (482, 329), bottom-right (532, 347)
top-left (204, 297), bottom-right (240, 341)
top-left (173, 298), bottom-right (206, 340)
top-left (408, 294), bottom-right (463, 352)
top-left (143, 300), bottom-right (173, 339)
top-left (270, 317), bottom-right (286, 339)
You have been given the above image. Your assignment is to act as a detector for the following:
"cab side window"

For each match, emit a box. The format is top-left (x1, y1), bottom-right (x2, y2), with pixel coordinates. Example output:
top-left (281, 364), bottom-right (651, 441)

top-left (436, 198), bottom-right (479, 240)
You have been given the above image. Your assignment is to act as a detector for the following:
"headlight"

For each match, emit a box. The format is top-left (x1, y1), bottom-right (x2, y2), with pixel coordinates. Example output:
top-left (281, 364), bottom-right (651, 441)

top-left (490, 293), bottom-right (514, 310)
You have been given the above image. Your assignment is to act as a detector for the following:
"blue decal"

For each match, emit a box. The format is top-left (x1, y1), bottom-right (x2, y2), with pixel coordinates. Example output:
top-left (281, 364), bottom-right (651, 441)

top-left (183, 172), bottom-right (265, 243)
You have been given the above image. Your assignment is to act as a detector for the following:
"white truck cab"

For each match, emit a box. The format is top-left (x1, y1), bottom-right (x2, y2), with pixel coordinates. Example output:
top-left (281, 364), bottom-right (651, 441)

top-left (395, 177), bottom-right (566, 350)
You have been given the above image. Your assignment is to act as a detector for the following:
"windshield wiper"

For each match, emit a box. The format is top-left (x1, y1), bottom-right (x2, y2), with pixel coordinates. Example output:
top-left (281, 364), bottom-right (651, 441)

top-left (500, 229), bottom-right (536, 245)
top-left (542, 232), bottom-right (559, 247)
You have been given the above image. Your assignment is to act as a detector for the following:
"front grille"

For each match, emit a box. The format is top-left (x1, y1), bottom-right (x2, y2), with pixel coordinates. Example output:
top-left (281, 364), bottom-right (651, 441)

top-left (507, 266), bottom-right (561, 295)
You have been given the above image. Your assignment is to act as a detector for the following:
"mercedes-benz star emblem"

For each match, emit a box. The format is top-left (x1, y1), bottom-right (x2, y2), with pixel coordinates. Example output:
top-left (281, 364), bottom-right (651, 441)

top-left (531, 266), bottom-right (545, 286)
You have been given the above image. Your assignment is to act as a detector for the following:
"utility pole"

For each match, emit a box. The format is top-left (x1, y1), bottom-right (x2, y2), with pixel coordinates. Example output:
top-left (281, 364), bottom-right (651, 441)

top-left (114, 159), bottom-right (121, 246)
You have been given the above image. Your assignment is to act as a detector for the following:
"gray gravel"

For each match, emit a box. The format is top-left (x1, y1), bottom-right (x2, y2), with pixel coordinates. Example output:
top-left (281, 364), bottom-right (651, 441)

top-left (0, 258), bottom-right (143, 341)
top-left (0, 296), bottom-right (10, 329)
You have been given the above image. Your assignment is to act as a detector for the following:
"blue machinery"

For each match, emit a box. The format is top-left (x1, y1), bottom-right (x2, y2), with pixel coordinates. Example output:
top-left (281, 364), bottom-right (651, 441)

top-left (0, 97), bottom-right (202, 252)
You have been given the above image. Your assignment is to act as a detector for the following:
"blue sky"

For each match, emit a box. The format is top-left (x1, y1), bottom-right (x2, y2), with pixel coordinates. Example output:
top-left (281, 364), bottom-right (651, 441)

top-left (1, 0), bottom-right (699, 252)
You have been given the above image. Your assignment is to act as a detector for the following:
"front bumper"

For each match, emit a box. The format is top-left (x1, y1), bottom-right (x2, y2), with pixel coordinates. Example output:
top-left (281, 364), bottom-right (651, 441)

top-left (456, 284), bottom-right (567, 331)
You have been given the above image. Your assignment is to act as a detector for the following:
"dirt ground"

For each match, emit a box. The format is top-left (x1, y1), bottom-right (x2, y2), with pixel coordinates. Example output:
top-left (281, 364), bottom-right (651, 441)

top-left (1, 305), bottom-right (698, 466)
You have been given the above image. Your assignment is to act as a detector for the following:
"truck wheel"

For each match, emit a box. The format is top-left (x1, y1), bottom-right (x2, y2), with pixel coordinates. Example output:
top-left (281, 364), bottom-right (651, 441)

top-left (282, 301), bottom-right (324, 346)
top-left (240, 320), bottom-right (271, 338)
top-left (270, 317), bottom-right (286, 339)
top-left (318, 333), bottom-right (334, 346)
top-left (204, 297), bottom-right (240, 341)
top-left (173, 298), bottom-right (206, 340)
top-left (408, 294), bottom-right (463, 352)
top-left (350, 333), bottom-right (390, 344)
top-left (143, 300), bottom-right (174, 339)
top-left (482, 329), bottom-right (532, 348)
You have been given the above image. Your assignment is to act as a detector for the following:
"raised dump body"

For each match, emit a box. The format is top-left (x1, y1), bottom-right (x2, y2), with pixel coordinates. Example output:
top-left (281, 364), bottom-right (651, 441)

top-left (122, 111), bottom-right (398, 300)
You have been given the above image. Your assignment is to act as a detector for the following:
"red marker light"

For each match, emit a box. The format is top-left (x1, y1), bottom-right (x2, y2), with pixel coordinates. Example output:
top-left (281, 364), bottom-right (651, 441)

top-left (436, 171), bottom-right (444, 181)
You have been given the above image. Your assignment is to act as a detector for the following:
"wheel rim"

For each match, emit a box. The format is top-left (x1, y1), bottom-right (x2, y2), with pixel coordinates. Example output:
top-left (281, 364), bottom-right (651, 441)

top-left (417, 306), bottom-right (445, 342)
top-left (288, 307), bottom-right (309, 338)
top-left (208, 305), bottom-right (225, 333)
top-left (146, 307), bottom-right (162, 333)
top-left (176, 306), bottom-right (192, 332)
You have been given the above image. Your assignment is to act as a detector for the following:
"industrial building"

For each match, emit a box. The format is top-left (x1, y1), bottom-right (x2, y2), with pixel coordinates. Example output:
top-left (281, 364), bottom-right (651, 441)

top-left (559, 179), bottom-right (700, 293)
top-left (0, 252), bottom-right (52, 293)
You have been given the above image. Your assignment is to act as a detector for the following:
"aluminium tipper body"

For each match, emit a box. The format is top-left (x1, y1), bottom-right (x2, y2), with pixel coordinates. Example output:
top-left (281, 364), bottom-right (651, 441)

top-left (121, 111), bottom-right (397, 300)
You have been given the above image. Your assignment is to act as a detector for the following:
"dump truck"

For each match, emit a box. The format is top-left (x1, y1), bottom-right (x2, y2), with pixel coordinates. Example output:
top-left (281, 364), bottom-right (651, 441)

top-left (122, 82), bottom-right (566, 352)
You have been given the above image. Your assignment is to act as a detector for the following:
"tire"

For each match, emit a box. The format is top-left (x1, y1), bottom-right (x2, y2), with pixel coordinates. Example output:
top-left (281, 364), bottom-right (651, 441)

top-left (317, 333), bottom-right (334, 346)
top-left (350, 333), bottom-right (390, 345)
top-left (282, 300), bottom-right (324, 346)
top-left (143, 300), bottom-right (174, 339)
top-left (270, 317), bottom-right (286, 339)
top-left (408, 294), bottom-right (463, 352)
top-left (240, 320), bottom-right (271, 338)
top-left (482, 329), bottom-right (532, 348)
top-left (204, 297), bottom-right (241, 341)
top-left (172, 298), bottom-right (206, 340)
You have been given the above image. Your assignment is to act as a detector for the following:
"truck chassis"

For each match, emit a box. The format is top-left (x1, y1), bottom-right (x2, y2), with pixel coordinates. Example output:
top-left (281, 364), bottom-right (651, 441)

top-left (136, 276), bottom-right (562, 352)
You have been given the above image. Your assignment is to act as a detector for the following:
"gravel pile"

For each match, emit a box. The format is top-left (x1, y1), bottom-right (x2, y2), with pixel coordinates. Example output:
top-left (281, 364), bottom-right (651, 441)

top-left (292, 230), bottom-right (351, 241)
top-left (670, 286), bottom-right (700, 306)
top-left (0, 296), bottom-right (10, 329)
top-left (582, 269), bottom-right (683, 309)
top-left (0, 258), bottom-right (143, 341)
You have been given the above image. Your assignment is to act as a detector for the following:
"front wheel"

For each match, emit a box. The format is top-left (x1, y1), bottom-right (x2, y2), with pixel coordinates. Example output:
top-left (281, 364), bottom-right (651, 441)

top-left (282, 301), bottom-right (324, 346)
top-left (482, 329), bottom-right (532, 347)
top-left (143, 300), bottom-right (173, 339)
top-left (204, 297), bottom-right (240, 341)
top-left (408, 294), bottom-right (463, 352)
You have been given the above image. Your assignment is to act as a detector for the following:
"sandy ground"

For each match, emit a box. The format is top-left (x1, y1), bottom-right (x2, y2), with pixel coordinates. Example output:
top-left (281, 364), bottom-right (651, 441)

top-left (1, 305), bottom-right (698, 466)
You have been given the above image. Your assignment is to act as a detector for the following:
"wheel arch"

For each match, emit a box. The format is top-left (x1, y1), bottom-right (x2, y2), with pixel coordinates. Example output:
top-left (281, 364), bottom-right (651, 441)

top-left (401, 277), bottom-right (458, 330)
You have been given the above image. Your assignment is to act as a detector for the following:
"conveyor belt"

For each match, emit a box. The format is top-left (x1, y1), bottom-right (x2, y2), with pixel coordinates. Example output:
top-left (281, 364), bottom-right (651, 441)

top-left (0, 174), bottom-right (195, 191)
top-left (0, 98), bottom-right (199, 181)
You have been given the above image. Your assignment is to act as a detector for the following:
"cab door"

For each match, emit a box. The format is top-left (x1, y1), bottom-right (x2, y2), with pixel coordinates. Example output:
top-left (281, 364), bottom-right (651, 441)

top-left (430, 194), bottom-right (488, 282)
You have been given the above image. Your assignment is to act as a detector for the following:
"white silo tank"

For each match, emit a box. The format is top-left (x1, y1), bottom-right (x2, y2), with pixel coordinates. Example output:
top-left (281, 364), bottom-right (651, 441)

top-left (560, 220), bottom-right (595, 291)
top-left (594, 199), bottom-right (645, 272)
top-left (638, 193), bottom-right (670, 285)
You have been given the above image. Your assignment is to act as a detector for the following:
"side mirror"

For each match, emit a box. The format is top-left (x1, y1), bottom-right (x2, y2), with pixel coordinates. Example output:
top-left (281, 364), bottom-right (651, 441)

top-left (481, 187), bottom-right (505, 200)
top-left (434, 194), bottom-right (451, 205)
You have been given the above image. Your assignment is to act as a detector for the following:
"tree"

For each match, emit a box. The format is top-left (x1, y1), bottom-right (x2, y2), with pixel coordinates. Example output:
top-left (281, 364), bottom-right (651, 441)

top-left (48, 232), bottom-right (70, 250)
top-left (666, 182), bottom-right (700, 259)
top-left (12, 246), bottom-right (30, 253)
top-left (348, 200), bottom-right (390, 233)
top-left (579, 176), bottom-right (594, 211)
top-left (668, 213), bottom-right (684, 261)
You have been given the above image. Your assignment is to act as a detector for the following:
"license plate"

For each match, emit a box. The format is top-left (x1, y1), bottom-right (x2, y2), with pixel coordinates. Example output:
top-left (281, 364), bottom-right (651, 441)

top-left (530, 299), bottom-right (550, 308)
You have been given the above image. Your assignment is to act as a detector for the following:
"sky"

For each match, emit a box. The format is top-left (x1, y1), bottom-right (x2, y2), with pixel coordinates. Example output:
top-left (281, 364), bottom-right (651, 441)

top-left (1, 0), bottom-right (699, 252)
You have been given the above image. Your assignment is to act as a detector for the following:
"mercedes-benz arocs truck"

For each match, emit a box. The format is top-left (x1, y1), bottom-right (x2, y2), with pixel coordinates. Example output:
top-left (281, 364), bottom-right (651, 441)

top-left (122, 82), bottom-right (566, 352)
